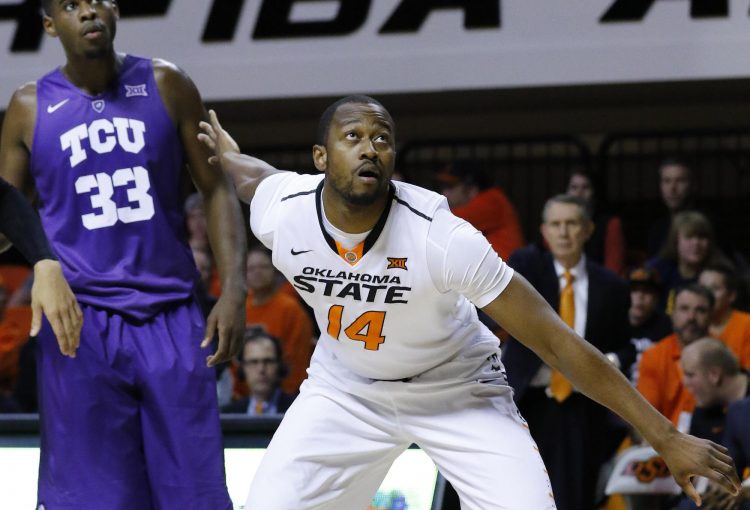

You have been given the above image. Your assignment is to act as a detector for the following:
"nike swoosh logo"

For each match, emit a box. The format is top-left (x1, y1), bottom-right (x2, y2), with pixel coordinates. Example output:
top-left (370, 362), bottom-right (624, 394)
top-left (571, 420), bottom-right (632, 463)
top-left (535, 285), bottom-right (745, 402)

top-left (47, 99), bottom-right (70, 114)
top-left (291, 248), bottom-right (312, 256)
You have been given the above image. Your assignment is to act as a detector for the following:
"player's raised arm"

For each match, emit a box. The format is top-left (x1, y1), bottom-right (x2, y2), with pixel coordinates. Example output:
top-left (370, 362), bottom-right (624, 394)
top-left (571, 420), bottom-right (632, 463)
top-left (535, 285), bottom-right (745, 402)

top-left (482, 273), bottom-right (741, 506)
top-left (197, 110), bottom-right (283, 204)
top-left (154, 61), bottom-right (247, 366)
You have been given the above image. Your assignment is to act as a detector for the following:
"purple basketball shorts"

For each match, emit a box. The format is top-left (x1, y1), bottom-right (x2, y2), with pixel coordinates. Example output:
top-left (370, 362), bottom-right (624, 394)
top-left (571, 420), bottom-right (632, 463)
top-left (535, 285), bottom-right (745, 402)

top-left (36, 298), bottom-right (231, 510)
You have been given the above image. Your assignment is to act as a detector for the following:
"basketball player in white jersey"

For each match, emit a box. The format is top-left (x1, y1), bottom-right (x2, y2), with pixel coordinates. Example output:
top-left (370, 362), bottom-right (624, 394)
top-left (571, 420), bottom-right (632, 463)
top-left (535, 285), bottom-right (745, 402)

top-left (198, 96), bottom-right (739, 509)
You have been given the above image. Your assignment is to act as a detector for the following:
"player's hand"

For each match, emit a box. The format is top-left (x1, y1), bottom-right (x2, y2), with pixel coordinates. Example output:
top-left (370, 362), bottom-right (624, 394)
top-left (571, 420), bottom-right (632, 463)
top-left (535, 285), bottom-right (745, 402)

top-left (197, 110), bottom-right (240, 167)
top-left (201, 288), bottom-right (246, 367)
top-left (30, 259), bottom-right (82, 357)
top-left (655, 430), bottom-right (740, 507)
top-left (700, 481), bottom-right (741, 510)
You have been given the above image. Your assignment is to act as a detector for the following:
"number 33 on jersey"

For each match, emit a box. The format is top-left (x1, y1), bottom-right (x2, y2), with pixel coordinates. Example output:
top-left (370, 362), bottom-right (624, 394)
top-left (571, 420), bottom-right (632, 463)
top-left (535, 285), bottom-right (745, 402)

top-left (63, 118), bottom-right (154, 230)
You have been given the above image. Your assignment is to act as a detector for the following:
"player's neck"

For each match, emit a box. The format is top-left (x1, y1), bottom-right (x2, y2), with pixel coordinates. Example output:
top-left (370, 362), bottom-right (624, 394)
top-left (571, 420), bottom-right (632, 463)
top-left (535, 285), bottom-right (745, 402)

top-left (322, 185), bottom-right (388, 234)
top-left (61, 51), bottom-right (122, 96)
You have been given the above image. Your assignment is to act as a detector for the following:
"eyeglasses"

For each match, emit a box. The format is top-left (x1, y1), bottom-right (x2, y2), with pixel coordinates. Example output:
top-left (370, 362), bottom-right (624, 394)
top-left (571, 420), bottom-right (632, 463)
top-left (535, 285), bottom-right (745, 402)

top-left (242, 358), bottom-right (279, 368)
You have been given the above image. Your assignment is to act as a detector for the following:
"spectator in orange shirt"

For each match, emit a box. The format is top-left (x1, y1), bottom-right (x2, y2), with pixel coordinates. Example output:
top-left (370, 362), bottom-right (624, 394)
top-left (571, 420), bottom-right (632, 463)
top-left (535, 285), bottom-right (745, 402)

top-left (637, 284), bottom-right (713, 426)
top-left (566, 169), bottom-right (626, 275)
top-left (435, 160), bottom-right (524, 261)
top-left (698, 263), bottom-right (750, 369)
top-left (245, 246), bottom-right (313, 394)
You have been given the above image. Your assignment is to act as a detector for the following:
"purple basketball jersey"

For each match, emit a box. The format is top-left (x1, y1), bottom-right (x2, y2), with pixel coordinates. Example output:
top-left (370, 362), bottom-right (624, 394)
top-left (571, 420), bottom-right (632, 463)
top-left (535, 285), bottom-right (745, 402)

top-left (30, 55), bottom-right (198, 320)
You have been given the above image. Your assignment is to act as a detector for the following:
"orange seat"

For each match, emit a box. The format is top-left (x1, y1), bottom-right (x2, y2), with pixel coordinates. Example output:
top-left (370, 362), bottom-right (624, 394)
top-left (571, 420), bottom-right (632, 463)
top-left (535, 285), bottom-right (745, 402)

top-left (0, 306), bottom-right (32, 390)
top-left (3, 306), bottom-right (32, 333)
top-left (0, 265), bottom-right (32, 294)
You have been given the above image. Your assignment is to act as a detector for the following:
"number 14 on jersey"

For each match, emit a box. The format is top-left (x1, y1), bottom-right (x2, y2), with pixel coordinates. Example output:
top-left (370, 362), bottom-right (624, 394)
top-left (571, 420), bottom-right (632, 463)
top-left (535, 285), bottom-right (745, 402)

top-left (327, 305), bottom-right (386, 351)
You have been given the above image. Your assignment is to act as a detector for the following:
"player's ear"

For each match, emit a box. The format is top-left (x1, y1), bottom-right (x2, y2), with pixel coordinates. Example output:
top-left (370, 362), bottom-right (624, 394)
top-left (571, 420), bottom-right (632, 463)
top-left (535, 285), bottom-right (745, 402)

top-left (42, 14), bottom-right (58, 38)
top-left (313, 144), bottom-right (327, 173)
top-left (112, 0), bottom-right (120, 20)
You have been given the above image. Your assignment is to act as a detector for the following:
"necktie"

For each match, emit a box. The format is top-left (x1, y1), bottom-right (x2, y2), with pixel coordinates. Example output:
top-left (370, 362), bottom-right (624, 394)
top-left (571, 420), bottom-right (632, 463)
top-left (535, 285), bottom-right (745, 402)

top-left (549, 270), bottom-right (574, 402)
top-left (255, 401), bottom-right (264, 415)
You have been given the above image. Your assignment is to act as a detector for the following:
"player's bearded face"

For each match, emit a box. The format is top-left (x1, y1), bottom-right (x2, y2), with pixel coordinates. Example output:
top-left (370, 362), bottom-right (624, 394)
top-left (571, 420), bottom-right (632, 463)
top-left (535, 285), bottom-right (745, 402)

top-left (319, 104), bottom-right (395, 206)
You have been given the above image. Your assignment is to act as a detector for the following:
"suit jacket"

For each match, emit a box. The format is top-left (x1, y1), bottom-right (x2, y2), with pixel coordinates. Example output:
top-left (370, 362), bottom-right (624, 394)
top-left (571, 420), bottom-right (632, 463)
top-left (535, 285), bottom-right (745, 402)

top-left (502, 244), bottom-right (631, 402)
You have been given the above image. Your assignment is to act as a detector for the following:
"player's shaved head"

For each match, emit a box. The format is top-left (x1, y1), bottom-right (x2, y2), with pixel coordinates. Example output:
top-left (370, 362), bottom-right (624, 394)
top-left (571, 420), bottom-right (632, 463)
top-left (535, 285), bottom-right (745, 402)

top-left (317, 95), bottom-right (394, 146)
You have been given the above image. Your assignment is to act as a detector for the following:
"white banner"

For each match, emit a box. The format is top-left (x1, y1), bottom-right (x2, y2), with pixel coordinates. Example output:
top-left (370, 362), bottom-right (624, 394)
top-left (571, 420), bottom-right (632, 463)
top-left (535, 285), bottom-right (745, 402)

top-left (1, 0), bottom-right (749, 103)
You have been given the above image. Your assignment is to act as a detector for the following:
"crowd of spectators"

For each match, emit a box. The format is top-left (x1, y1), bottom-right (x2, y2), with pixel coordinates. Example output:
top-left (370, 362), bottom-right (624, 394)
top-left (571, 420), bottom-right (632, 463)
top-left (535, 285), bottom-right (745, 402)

top-left (1, 155), bottom-right (748, 509)
top-left (429, 157), bottom-right (749, 510)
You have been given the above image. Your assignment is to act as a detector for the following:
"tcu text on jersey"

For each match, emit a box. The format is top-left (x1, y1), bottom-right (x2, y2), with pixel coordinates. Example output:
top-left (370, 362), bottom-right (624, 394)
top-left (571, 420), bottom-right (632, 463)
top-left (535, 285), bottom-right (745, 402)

top-left (60, 117), bottom-right (146, 167)
top-left (60, 117), bottom-right (154, 230)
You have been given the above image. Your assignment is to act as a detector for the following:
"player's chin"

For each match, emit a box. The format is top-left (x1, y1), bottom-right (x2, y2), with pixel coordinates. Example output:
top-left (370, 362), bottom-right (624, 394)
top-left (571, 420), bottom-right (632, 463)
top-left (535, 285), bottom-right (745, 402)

top-left (350, 182), bottom-right (388, 205)
top-left (348, 190), bottom-right (382, 206)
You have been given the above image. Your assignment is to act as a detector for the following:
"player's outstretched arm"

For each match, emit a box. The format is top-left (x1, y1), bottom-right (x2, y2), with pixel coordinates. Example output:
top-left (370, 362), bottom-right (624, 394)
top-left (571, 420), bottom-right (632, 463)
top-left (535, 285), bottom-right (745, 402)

top-left (154, 60), bottom-right (247, 367)
top-left (0, 90), bottom-right (83, 357)
top-left (197, 110), bottom-right (282, 204)
top-left (482, 273), bottom-right (741, 506)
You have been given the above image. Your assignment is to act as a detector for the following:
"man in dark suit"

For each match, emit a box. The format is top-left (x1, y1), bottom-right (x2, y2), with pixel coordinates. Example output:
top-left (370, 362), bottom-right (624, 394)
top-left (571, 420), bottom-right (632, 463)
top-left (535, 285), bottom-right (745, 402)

top-left (503, 194), bottom-right (631, 510)
top-left (222, 329), bottom-right (297, 415)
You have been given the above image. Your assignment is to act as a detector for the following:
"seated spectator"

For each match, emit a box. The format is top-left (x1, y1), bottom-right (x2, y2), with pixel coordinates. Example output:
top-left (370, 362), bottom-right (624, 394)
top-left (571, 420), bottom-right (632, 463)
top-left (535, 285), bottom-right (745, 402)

top-left (626, 267), bottom-right (673, 384)
top-left (566, 169), bottom-right (626, 275)
top-left (435, 160), bottom-right (524, 260)
top-left (681, 338), bottom-right (749, 443)
top-left (698, 263), bottom-right (750, 369)
top-left (676, 339), bottom-right (749, 510)
top-left (647, 210), bottom-right (726, 313)
top-left (637, 284), bottom-right (713, 426)
top-left (222, 329), bottom-right (296, 416)
top-left (245, 246), bottom-right (313, 394)
top-left (647, 159), bottom-right (694, 257)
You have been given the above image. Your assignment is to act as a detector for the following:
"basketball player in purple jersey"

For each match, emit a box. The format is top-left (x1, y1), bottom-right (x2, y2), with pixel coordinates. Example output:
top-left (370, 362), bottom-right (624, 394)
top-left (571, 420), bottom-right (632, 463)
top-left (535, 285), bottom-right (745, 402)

top-left (0, 1), bottom-right (247, 508)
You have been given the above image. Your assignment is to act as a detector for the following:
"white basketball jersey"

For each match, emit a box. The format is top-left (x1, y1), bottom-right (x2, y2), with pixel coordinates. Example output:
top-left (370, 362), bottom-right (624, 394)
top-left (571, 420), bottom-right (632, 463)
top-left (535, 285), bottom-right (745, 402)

top-left (251, 173), bottom-right (513, 381)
